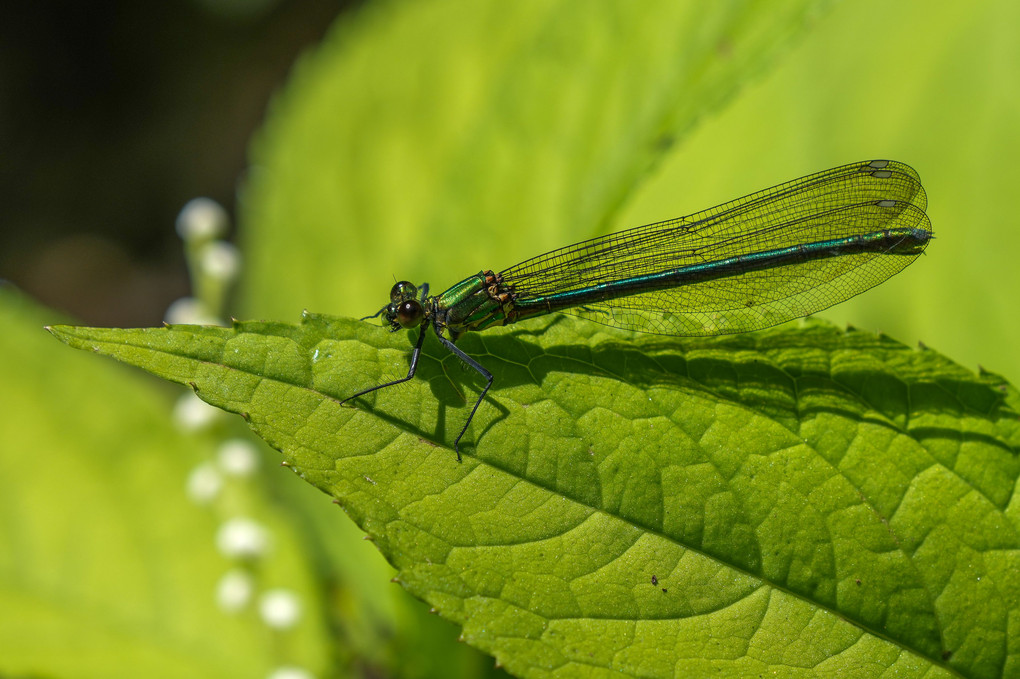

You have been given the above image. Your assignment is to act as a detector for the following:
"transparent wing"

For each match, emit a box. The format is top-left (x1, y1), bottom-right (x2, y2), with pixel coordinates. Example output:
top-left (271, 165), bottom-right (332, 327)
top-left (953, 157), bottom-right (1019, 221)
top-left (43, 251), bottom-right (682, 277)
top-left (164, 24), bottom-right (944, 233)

top-left (498, 160), bottom-right (931, 336)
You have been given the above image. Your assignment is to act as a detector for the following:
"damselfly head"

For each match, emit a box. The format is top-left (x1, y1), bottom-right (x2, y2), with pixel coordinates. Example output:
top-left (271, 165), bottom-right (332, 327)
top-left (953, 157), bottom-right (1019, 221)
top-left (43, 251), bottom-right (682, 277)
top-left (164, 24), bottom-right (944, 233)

top-left (383, 281), bottom-right (425, 330)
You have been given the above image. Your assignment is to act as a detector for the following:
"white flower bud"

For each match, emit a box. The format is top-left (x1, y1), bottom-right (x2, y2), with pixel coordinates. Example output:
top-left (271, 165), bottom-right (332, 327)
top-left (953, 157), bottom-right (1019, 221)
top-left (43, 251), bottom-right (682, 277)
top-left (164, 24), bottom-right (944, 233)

top-left (172, 391), bottom-right (221, 431)
top-left (216, 518), bottom-right (268, 559)
top-left (185, 462), bottom-right (222, 504)
top-left (259, 589), bottom-right (301, 629)
top-left (216, 568), bottom-right (254, 613)
top-left (176, 197), bottom-right (228, 241)
top-left (217, 438), bottom-right (259, 478)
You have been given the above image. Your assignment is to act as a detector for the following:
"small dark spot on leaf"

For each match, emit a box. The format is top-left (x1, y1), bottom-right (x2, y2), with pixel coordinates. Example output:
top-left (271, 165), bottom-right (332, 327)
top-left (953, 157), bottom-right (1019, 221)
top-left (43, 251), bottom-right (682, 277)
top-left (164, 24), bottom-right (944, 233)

top-left (855, 578), bottom-right (861, 586)
top-left (651, 575), bottom-right (658, 585)
top-left (661, 588), bottom-right (667, 594)
top-left (942, 650), bottom-right (953, 661)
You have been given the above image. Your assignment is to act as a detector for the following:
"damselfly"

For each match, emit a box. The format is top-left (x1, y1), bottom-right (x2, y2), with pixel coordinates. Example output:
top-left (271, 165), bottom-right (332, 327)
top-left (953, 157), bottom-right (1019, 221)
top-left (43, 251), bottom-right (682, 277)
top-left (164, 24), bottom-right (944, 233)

top-left (342, 160), bottom-right (931, 460)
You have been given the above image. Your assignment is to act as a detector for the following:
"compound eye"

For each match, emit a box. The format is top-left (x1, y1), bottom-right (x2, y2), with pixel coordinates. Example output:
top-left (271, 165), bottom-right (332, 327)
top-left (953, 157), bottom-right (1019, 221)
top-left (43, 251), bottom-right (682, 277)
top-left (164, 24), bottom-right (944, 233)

top-left (390, 281), bottom-right (417, 304)
top-left (395, 299), bottom-right (424, 328)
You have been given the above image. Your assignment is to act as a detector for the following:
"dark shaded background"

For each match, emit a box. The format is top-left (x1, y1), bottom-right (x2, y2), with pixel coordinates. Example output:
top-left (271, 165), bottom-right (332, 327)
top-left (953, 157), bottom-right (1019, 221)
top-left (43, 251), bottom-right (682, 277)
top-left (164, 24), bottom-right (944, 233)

top-left (0, 0), bottom-right (348, 326)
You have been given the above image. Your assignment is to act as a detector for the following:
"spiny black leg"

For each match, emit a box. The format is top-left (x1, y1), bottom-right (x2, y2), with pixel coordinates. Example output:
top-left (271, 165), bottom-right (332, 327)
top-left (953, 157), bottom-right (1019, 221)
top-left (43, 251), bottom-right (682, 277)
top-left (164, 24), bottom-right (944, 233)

top-left (436, 333), bottom-right (493, 462)
top-left (339, 326), bottom-right (427, 405)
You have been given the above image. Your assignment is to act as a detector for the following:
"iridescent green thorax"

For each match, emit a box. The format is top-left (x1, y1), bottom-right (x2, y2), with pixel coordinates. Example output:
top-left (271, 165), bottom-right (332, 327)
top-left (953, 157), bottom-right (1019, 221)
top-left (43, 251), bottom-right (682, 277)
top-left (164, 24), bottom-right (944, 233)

top-left (433, 270), bottom-right (514, 337)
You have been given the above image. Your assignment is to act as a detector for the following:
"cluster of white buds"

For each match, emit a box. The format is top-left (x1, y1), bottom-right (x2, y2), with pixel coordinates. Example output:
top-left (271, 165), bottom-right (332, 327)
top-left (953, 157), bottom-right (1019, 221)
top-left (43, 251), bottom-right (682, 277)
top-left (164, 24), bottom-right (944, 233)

top-left (171, 199), bottom-right (313, 679)
top-left (166, 197), bottom-right (240, 326)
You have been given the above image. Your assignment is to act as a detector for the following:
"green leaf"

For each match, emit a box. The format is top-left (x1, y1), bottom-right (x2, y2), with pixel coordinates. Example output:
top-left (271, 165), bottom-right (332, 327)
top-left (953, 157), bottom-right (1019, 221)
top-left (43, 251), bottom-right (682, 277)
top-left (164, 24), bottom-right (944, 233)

top-left (49, 315), bottom-right (1020, 678)
top-left (0, 288), bottom-right (331, 678)
top-left (240, 0), bottom-right (837, 321)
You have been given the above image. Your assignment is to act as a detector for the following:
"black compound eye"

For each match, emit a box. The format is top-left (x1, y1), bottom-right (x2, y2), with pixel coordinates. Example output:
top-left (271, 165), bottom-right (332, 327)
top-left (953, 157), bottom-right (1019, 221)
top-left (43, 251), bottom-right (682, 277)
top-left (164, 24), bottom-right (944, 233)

top-left (395, 299), bottom-right (424, 328)
top-left (390, 281), bottom-right (417, 304)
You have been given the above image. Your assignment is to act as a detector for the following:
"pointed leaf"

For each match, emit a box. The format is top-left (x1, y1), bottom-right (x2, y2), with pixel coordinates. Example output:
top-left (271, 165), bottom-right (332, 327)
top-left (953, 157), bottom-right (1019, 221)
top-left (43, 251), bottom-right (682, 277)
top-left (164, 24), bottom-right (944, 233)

top-left (49, 316), bottom-right (1020, 678)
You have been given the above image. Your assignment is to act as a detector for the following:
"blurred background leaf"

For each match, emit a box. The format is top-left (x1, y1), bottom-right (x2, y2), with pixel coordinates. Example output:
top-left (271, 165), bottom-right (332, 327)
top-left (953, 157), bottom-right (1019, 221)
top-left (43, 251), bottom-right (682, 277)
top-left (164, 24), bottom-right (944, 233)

top-left (238, 0), bottom-right (1020, 388)
top-left (615, 0), bottom-right (1020, 383)
top-left (0, 287), bottom-right (331, 677)
top-left (240, 0), bottom-right (840, 319)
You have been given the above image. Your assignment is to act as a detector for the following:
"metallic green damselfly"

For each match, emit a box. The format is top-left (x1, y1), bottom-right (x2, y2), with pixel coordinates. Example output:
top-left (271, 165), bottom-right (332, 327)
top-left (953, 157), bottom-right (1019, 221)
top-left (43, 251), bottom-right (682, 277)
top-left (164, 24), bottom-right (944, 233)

top-left (343, 159), bottom-right (931, 460)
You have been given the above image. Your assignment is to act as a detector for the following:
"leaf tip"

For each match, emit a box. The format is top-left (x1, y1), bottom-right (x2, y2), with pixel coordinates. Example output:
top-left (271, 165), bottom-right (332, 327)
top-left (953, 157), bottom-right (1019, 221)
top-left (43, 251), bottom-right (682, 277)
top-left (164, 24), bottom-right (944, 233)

top-left (45, 324), bottom-right (70, 342)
